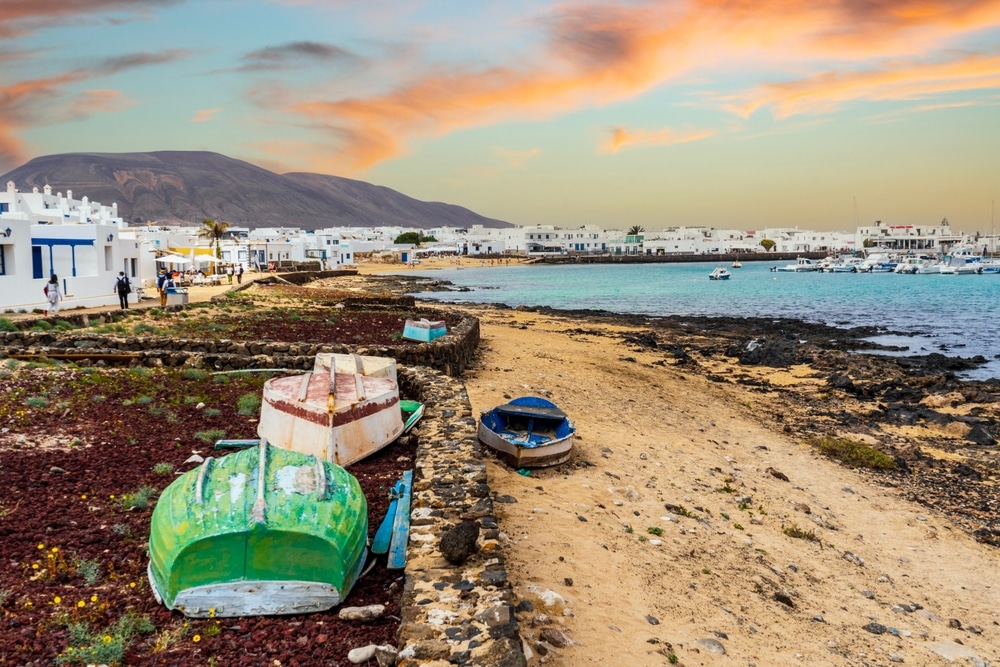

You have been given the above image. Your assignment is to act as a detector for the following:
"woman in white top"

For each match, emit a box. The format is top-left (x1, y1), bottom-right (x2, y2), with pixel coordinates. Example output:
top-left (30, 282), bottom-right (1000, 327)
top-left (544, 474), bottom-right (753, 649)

top-left (44, 274), bottom-right (61, 316)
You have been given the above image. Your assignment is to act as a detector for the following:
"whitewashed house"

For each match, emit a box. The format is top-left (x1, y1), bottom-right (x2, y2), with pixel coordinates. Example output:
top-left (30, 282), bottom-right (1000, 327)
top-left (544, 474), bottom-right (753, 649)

top-left (0, 181), bottom-right (139, 313)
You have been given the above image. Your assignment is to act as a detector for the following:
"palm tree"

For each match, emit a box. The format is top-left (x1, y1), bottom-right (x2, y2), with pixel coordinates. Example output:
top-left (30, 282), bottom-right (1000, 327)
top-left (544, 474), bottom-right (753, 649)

top-left (627, 225), bottom-right (645, 236)
top-left (197, 219), bottom-right (230, 258)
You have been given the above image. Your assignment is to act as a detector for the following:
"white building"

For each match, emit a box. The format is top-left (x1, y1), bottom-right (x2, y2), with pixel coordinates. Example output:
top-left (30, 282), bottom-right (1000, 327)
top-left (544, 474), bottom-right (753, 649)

top-left (1, 181), bottom-right (136, 312)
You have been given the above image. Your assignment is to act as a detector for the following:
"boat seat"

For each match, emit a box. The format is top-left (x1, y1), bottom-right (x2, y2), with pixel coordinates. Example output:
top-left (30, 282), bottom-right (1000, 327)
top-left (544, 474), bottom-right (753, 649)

top-left (495, 403), bottom-right (567, 420)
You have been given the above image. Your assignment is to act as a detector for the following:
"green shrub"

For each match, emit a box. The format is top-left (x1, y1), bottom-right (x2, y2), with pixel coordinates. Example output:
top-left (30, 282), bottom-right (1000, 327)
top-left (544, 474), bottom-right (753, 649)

top-left (783, 523), bottom-right (819, 542)
top-left (135, 396), bottom-right (154, 405)
top-left (212, 374), bottom-right (230, 384)
top-left (31, 320), bottom-right (53, 331)
top-left (194, 429), bottom-right (226, 443)
top-left (55, 611), bottom-right (154, 666)
top-left (0, 317), bottom-right (18, 332)
top-left (74, 557), bottom-right (101, 586)
top-left (152, 462), bottom-right (175, 475)
top-left (811, 435), bottom-right (897, 470)
top-left (203, 408), bottom-right (222, 417)
top-left (182, 368), bottom-right (210, 381)
top-left (236, 393), bottom-right (261, 416)
top-left (120, 485), bottom-right (156, 510)
top-left (132, 323), bottom-right (160, 336)
top-left (25, 396), bottom-right (48, 408)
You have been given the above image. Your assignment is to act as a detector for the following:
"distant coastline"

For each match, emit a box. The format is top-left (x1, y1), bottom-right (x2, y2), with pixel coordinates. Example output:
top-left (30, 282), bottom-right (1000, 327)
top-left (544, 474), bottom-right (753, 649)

top-left (530, 251), bottom-right (829, 265)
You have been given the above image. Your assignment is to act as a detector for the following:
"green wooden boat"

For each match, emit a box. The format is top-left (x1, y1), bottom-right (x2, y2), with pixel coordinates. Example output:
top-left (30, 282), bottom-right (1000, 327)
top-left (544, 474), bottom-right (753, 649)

top-left (148, 440), bottom-right (368, 618)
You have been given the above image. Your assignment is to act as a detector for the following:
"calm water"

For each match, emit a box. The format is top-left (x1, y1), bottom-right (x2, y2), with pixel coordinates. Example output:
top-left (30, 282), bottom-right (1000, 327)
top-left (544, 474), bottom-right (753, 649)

top-left (406, 261), bottom-right (1000, 381)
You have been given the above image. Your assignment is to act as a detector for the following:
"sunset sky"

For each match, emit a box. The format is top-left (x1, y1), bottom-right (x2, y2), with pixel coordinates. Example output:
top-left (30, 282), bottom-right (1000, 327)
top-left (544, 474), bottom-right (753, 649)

top-left (2, 1), bottom-right (1000, 231)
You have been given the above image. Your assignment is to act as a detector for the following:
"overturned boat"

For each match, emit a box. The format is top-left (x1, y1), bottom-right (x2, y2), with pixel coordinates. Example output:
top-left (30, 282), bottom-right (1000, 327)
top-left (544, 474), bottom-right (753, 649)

top-left (258, 353), bottom-right (419, 467)
top-left (148, 440), bottom-right (368, 618)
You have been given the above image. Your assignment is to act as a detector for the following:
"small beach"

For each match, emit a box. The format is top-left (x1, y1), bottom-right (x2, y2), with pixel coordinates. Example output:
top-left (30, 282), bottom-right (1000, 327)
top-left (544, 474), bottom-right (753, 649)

top-left (359, 257), bottom-right (1000, 666)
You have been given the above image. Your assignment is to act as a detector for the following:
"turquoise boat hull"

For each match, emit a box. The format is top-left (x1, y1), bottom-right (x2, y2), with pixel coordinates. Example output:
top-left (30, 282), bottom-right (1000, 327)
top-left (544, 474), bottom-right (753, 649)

top-left (148, 441), bottom-right (367, 618)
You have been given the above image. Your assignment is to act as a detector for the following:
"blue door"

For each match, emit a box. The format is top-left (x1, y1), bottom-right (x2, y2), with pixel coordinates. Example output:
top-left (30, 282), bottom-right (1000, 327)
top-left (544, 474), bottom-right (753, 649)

top-left (32, 246), bottom-right (43, 279)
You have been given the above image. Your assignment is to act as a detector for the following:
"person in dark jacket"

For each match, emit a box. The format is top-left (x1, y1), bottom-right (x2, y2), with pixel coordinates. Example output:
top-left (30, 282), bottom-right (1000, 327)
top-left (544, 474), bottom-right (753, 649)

top-left (114, 271), bottom-right (131, 310)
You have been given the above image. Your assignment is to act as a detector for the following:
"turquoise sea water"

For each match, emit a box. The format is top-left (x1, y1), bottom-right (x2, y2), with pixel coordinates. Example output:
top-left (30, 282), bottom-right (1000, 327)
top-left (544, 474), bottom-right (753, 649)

top-left (406, 261), bottom-right (1000, 381)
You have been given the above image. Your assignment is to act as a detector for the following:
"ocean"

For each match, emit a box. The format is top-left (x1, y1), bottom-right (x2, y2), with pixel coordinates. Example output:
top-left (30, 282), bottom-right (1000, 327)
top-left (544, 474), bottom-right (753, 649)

top-left (405, 260), bottom-right (1000, 381)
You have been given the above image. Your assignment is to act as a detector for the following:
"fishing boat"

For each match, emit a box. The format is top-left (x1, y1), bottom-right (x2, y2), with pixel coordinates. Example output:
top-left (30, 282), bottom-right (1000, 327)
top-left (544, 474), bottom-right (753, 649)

top-left (478, 396), bottom-right (575, 468)
top-left (709, 267), bottom-right (731, 280)
top-left (776, 257), bottom-right (821, 272)
top-left (731, 259), bottom-right (742, 268)
top-left (257, 353), bottom-right (420, 467)
top-left (401, 318), bottom-right (447, 342)
top-left (148, 440), bottom-right (368, 618)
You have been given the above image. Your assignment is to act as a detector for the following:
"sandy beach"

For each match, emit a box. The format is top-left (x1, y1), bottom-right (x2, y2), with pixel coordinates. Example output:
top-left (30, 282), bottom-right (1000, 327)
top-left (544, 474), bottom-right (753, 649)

top-left (359, 257), bottom-right (1000, 666)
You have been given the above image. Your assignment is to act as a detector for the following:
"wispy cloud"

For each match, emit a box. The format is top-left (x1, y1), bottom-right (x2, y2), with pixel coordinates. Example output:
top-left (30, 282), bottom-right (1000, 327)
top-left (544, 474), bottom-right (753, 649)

top-left (494, 147), bottom-right (540, 168)
top-left (65, 89), bottom-right (134, 119)
top-left (601, 125), bottom-right (714, 153)
top-left (732, 52), bottom-right (1000, 118)
top-left (0, 0), bottom-right (182, 39)
top-left (191, 108), bottom-right (223, 123)
top-left (237, 41), bottom-right (357, 72)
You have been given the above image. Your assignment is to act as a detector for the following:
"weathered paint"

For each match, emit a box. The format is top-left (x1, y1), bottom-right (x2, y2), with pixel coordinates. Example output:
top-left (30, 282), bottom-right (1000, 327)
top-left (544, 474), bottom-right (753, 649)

top-left (148, 443), bottom-right (367, 618)
top-left (257, 353), bottom-right (405, 467)
top-left (401, 318), bottom-right (447, 343)
top-left (478, 396), bottom-right (576, 468)
top-left (387, 470), bottom-right (413, 570)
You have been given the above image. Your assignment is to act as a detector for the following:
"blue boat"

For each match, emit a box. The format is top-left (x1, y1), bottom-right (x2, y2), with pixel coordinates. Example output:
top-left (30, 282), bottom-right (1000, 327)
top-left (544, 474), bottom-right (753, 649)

top-left (402, 318), bottom-right (447, 342)
top-left (478, 396), bottom-right (575, 468)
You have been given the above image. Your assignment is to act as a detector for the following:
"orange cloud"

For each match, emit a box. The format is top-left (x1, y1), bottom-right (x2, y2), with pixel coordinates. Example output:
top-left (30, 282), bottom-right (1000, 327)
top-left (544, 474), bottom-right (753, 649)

top-left (192, 108), bottom-right (223, 123)
top-left (276, 1), bottom-right (1000, 173)
top-left (732, 52), bottom-right (1000, 118)
top-left (65, 89), bottom-right (133, 119)
top-left (602, 125), bottom-right (715, 153)
top-left (0, 1), bottom-right (181, 38)
top-left (494, 147), bottom-right (540, 168)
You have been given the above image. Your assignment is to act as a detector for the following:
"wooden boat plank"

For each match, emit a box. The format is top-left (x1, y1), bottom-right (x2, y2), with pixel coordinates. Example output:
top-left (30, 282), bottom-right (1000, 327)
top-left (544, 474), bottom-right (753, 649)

top-left (494, 403), bottom-right (567, 420)
top-left (387, 470), bottom-right (413, 570)
top-left (372, 479), bottom-right (403, 555)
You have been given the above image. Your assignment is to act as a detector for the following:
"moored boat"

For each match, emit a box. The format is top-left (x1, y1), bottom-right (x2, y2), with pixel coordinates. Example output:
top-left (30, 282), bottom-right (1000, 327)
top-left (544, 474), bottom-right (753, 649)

top-left (478, 396), bottom-right (575, 468)
top-left (776, 257), bottom-right (821, 272)
top-left (148, 440), bottom-right (368, 618)
top-left (402, 318), bottom-right (447, 342)
top-left (709, 267), bottom-right (731, 280)
top-left (257, 353), bottom-right (411, 467)
top-left (731, 260), bottom-right (742, 268)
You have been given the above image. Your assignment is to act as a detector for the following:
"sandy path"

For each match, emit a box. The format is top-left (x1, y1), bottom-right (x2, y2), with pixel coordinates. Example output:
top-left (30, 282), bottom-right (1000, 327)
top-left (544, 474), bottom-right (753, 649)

top-left (448, 304), bottom-right (1000, 666)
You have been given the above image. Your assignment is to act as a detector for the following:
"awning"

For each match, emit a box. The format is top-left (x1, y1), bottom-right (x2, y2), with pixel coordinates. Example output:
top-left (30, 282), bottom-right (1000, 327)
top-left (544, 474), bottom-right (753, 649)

top-left (155, 255), bottom-right (191, 265)
top-left (192, 255), bottom-right (223, 264)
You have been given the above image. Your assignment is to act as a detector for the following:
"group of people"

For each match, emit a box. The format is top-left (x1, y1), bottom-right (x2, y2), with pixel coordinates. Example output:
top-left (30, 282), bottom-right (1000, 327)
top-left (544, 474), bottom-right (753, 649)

top-left (41, 263), bottom-right (249, 315)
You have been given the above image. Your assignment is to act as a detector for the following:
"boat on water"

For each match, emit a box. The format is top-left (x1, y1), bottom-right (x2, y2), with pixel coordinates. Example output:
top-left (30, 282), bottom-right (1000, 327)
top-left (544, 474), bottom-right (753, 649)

top-left (859, 253), bottom-right (897, 273)
top-left (478, 396), bottom-right (576, 468)
top-left (776, 257), bottom-right (821, 272)
top-left (148, 440), bottom-right (368, 618)
top-left (893, 255), bottom-right (941, 274)
top-left (257, 353), bottom-right (420, 467)
top-left (709, 267), bottom-right (731, 280)
top-left (731, 260), bottom-right (742, 268)
top-left (822, 256), bottom-right (865, 273)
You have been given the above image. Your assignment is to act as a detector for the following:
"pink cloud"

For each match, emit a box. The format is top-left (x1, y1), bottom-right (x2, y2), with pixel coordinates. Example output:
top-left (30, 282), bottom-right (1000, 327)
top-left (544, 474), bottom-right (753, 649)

top-left (192, 108), bottom-right (223, 123)
top-left (274, 1), bottom-right (1000, 172)
top-left (601, 125), bottom-right (715, 153)
top-left (0, 1), bottom-right (181, 38)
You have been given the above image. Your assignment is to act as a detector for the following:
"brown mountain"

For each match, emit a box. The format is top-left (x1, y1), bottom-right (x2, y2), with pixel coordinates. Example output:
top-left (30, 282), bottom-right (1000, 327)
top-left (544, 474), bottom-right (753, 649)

top-left (0, 151), bottom-right (512, 230)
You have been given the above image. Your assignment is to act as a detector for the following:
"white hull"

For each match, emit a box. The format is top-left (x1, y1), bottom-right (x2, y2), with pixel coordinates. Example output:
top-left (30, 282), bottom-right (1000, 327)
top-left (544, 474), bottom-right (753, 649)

top-left (477, 423), bottom-right (574, 468)
top-left (258, 354), bottom-right (404, 467)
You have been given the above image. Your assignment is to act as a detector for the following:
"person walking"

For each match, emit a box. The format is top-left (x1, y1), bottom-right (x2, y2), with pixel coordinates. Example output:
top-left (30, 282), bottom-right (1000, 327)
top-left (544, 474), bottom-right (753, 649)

top-left (226, 265), bottom-right (234, 284)
top-left (156, 268), bottom-right (170, 307)
top-left (114, 271), bottom-right (131, 310)
top-left (44, 274), bottom-right (61, 316)
top-left (236, 264), bottom-right (244, 284)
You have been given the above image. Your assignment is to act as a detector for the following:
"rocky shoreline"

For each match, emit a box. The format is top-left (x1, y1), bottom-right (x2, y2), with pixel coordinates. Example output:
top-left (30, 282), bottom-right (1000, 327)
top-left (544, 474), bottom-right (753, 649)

top-left (364, 272), bottom-right (999, 550)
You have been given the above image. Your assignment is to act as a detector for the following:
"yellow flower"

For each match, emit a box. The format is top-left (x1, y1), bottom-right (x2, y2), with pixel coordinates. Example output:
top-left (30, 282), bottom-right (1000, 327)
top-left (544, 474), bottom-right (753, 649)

top-left (103, 635), bottom-right (112, 643)
top-left (31, 563), bottom-right (39, 569)
top-left (109, 495), bottom-right (115, 499)
top-left (90, 594), bottom-right (98, 602)
top-left (51, 547), bottom-right (58, 553)
top-left (208, 608), bottom-right (216, 618)
top-left (53, 596), bottom-right (61, 604)
top-left (192, 635), bottom-right (201, 643)
top-left (77, 600), bottom-right (85, 608)
top-left (37, 543), bottom-right (44, 550)
top-left (129, 582), bottom-right (136, 588)
top-left (81, 494), bottom-right (87, 500)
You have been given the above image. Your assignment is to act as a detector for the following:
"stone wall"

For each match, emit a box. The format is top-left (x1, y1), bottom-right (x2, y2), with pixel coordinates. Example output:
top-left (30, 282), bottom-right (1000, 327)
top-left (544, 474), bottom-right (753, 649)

top-left (397, 367), bottom-right (525, 667)
top-left (0, 310), bottom-right (479, 377)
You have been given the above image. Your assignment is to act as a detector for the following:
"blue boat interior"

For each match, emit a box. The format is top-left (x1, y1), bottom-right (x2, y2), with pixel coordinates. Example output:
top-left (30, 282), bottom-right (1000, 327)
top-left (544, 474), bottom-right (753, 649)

top-left (485, 402), bottom-right (572, 449)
